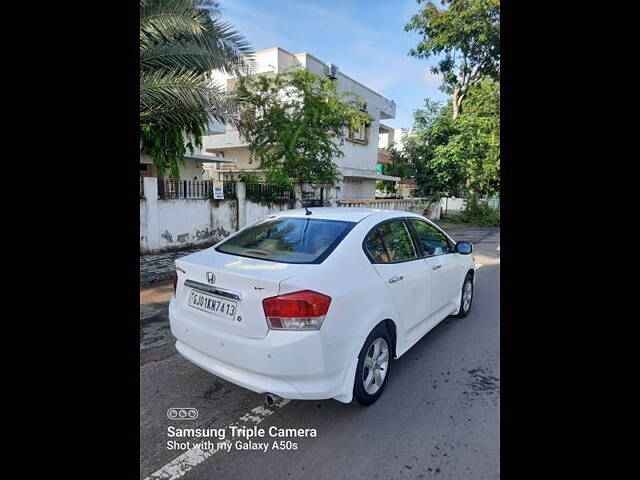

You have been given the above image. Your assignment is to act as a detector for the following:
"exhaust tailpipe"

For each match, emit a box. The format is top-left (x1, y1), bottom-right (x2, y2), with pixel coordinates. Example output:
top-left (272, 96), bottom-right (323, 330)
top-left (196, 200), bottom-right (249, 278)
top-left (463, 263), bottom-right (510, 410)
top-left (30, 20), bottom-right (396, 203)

top-left (264, 393), bottom-right (282, 407)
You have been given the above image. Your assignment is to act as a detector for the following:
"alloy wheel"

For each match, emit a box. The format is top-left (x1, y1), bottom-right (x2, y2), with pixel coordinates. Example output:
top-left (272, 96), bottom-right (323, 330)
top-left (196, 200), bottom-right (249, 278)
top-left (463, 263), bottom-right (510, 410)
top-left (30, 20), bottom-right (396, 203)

top-left (362, 338), bottom-right (389, 395)
top-left (463, 279), bottom-right (473, 312)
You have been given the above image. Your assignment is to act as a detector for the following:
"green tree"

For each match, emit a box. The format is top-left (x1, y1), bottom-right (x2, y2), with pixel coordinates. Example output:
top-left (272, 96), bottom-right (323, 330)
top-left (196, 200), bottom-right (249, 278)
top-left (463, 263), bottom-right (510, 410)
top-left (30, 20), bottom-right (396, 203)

top-left (140, 0), bottom-right (253, 179)
top-left (376, 135), bottom-right (420, 196)
top-left (234, 69), bottom-right (371, 188)
top-left (434, 78), bottom-right (499, 195)
top-left (399, 99), bottom-right (461, 197)
top-left (403, 81), bottom-right (500, 198)
top-left (405, 0), bottom-right (500, 119)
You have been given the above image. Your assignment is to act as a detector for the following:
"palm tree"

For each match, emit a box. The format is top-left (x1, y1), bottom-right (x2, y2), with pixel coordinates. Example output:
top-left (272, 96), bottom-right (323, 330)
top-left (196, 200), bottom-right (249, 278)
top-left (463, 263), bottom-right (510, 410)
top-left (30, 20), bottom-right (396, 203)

top-left (140, 0), bottom-right (253, 179)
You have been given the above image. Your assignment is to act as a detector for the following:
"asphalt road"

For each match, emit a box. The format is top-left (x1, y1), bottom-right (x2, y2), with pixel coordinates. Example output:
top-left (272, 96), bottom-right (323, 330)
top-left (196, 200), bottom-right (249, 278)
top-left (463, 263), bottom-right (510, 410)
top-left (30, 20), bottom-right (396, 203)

top-left (140, 225), bottom-right (500, 480)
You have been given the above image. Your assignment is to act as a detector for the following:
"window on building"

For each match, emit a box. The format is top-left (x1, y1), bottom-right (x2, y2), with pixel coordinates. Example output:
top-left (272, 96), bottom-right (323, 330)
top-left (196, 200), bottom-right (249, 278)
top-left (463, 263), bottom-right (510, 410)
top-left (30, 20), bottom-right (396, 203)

top-left (348, 100), bottom-right (370, 143)
top-left (343, 179), bottom-right (364, 198)
top-left (349, 122), bottom-right (367, 142)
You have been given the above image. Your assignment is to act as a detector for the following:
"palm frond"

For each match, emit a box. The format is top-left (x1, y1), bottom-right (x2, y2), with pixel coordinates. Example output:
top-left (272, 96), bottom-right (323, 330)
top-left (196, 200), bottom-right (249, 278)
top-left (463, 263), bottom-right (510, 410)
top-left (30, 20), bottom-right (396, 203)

top-left (199, 16), bottom-right (254, 76)
top-left (140, 0), bottom-right (253, 178)
top-left (141, 32), bottom-right (252, 75)
top-left (140, 0), bottom-right (208, 51)
top-left (193, 0), bottom-right (222, 19)
top-left (140, 69), bottom-right (239, 129)
top-left (141, 40), bottom-right (227, 71)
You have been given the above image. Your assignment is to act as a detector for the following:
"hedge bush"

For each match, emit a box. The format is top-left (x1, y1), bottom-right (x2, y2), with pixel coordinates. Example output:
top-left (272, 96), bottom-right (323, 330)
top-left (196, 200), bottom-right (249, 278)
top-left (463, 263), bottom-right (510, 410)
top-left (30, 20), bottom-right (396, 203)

top-left (459, 198), bottom-right (500, 226)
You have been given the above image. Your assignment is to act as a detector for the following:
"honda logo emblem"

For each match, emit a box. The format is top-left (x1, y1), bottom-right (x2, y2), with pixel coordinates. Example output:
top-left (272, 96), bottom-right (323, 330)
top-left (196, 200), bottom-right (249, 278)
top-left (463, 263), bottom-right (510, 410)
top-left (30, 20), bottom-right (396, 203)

top-left (206, 272), bottom-right (215, 284)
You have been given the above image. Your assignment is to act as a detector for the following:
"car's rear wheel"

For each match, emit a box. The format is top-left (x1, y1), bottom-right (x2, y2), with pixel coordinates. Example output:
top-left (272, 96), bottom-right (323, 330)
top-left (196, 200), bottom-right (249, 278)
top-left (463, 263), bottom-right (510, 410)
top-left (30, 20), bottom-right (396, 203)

top-left (456, 272), bottom-right (474, 318)
top-left (353, 324), bottom-right (392, 406)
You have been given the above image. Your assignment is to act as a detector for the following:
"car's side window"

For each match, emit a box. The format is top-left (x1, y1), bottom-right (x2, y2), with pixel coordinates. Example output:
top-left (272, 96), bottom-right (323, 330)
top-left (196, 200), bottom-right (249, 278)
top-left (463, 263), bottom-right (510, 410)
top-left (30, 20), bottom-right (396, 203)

top-left (364, 220), bottom-right (417, 263)
top-left (409, 219), bottom-right (452, 257)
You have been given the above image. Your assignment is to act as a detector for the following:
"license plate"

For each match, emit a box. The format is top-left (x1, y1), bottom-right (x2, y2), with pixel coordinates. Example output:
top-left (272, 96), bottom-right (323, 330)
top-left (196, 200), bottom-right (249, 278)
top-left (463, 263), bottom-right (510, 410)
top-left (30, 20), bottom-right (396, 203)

top-left (188, 289), bottom-right (238, 320)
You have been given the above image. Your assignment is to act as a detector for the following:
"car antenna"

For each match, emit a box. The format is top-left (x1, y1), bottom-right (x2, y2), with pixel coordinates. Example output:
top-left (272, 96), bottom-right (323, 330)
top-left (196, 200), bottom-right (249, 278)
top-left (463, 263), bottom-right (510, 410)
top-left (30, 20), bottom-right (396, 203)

top-left (295, 196), bottom-right (312, 215)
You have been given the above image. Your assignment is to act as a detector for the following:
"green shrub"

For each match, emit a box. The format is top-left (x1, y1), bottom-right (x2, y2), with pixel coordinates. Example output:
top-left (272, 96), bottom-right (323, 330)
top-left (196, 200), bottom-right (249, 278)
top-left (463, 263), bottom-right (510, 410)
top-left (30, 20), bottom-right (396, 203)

top-left (238, 172), bottom-right (260, 184)
top-left (460, 198), bottom-right (500, 226)
top-left (265, 170), bottom-right (294, 190)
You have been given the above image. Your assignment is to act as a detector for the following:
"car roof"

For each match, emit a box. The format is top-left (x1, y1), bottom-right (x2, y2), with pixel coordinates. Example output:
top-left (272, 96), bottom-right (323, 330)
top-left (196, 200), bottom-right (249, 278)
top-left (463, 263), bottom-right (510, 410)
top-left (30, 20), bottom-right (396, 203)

top-left (270, 207), bottom-right (424, 223)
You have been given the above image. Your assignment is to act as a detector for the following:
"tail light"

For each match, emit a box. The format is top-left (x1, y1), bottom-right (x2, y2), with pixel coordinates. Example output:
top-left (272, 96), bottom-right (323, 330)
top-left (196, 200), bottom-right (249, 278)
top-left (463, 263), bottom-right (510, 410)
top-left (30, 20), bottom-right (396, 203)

top-left (262, 290), bottom-right (331, 330)
top-left (172, 270), bottom-right (178, 293)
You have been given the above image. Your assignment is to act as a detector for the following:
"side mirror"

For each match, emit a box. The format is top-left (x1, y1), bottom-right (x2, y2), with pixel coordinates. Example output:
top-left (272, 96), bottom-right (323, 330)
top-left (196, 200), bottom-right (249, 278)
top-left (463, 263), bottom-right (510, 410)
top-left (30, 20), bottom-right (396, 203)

top-left (455, 241), bottom-right (473, 255)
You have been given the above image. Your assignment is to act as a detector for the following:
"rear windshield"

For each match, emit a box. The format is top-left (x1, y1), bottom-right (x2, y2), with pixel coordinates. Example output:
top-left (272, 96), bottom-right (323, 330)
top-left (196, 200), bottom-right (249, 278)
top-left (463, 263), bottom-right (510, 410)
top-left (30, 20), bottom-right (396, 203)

top-left (216, 217), bottom-right (355, 264)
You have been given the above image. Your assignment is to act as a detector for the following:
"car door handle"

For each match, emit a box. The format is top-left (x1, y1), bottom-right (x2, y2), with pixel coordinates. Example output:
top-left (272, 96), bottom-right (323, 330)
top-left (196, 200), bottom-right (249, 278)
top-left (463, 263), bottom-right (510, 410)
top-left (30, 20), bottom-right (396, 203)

top-left (388, 275), bottom-right (404, 284)
top-left (432, 265), bottom-right (442, 270)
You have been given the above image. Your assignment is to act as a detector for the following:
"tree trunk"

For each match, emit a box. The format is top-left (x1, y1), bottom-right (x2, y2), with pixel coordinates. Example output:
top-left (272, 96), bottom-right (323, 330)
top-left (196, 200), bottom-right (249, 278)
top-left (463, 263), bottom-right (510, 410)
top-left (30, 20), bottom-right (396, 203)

top-left (452, 85), bottom-right (461, 119)
top-left (296, 180), bottom-right (304, 207)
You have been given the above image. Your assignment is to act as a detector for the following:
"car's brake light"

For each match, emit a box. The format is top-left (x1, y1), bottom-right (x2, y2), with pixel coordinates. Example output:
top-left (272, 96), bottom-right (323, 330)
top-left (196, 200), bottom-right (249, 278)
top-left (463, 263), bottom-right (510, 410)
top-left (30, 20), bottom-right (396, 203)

top-left (262, 290), bottom-right (331, 330)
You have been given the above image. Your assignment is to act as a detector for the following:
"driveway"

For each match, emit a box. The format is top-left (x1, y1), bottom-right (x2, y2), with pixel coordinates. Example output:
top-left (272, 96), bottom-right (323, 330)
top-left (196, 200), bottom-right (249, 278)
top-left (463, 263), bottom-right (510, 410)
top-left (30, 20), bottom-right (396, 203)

top-left (140, 224), bottom-right (500, 479)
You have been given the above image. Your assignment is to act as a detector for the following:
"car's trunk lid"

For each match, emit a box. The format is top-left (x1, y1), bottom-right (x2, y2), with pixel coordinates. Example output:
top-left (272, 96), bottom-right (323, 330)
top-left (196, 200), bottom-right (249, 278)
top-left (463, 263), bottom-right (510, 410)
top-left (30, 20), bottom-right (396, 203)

top-left (174, 248), bottom-right (311, 339)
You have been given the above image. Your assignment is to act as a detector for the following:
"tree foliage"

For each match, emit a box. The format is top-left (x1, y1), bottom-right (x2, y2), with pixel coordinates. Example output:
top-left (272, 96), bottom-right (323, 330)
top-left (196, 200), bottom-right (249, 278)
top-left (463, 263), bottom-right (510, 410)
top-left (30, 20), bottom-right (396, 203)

top-left (389, 100), bottom-right (458, 197)
top-left (401, 0), bottom-right (500, 199)
top-left (434, 78), bottom-right (499, 195)
top-left (405, 0), bottom-right (500, 118)
top-left (460, 196), bottom-right (500, 225)
top-left (234, 69), bottom-right (371, 187)
top-left (139, 0), bottom-right (253, 179)
top-left (377, 151), bottom-right (415, 195)
top-left (394, 79), bottom-right (500, 198)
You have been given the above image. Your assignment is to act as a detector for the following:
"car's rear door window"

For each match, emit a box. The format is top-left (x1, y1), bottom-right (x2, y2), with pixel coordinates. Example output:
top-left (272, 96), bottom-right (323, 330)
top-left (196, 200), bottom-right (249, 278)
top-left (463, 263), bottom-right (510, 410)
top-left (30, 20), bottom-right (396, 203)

top-left (364, 220), bottom-right (417, 263)
top-left (216, 217), bottom-right (355, 264)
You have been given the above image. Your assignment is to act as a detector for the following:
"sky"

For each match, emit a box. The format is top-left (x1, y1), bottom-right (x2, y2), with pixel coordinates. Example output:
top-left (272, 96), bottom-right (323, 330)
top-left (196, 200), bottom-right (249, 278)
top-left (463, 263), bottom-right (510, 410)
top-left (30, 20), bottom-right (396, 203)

top-left (217, 0), bottom-right (448, 129)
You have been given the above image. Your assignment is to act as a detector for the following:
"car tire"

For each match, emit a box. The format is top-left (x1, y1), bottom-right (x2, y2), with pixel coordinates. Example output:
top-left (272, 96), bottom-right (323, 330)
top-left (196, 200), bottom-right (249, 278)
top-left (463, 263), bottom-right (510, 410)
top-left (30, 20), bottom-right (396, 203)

top-left (353, 324), bottom-right (392, 407)
top-left (456, 272), bottom-right (474, 318)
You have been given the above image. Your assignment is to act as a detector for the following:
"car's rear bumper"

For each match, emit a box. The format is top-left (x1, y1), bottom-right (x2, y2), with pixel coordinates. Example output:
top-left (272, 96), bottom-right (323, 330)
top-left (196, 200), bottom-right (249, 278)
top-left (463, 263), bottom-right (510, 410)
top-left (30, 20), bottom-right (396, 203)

top-left (169, 299), bottom-right (360, 402)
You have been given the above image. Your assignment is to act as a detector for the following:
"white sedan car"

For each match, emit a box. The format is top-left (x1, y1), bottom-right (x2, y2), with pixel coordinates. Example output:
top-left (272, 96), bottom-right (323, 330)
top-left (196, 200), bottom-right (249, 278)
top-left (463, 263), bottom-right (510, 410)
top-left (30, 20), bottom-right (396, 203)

top-left (169, 208), bottom-right (475, 406)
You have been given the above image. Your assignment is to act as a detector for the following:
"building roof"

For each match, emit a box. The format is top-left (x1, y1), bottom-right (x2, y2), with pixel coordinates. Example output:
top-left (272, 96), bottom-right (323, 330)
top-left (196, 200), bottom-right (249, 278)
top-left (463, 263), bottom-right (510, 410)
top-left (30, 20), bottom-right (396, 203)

top-left (252, 46), bottom-right (394, 105)
top-left (340, 167), bottom-right (400, 182)
top-left (184, 153), bottom-right (234, 163)
top-left (379, 123), bottom-right (394, 133)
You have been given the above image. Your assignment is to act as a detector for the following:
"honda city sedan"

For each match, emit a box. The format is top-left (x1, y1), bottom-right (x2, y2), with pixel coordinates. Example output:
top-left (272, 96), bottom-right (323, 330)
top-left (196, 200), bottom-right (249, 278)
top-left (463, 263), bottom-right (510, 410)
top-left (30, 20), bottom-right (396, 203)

top-left (169, 208), bottom-right (475, 406)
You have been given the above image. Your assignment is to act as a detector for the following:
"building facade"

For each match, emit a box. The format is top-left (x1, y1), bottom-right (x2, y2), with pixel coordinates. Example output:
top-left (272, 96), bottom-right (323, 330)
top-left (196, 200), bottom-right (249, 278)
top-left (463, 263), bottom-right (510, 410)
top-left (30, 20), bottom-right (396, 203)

top-left (377, 126), bottom-right (418, 197)
top-left (202, 46), bottom-right (400, 200)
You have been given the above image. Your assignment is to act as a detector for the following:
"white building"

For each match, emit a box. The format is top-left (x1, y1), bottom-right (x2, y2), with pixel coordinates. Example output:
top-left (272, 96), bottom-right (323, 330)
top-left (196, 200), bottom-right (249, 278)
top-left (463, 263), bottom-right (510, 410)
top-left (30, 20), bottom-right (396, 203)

top-left (139, 151), bottom-right (233, 181)
top-left (202, 46), bottom-right (400, 200)
top-left (378, 127), bottom-right (416, 152)
top-left (377, 126), bottom-right (418, 197)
